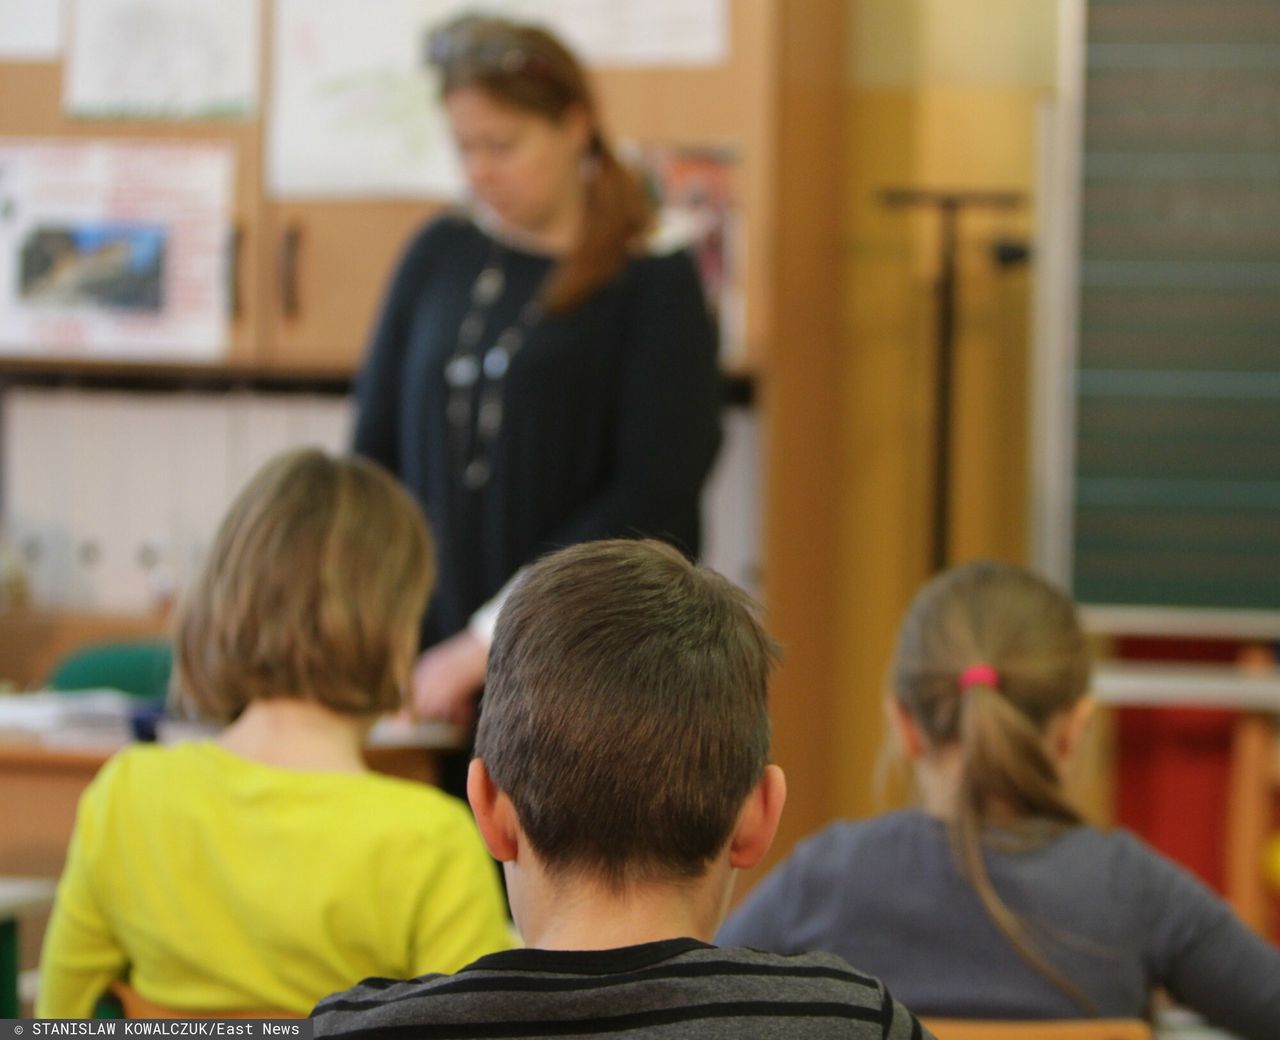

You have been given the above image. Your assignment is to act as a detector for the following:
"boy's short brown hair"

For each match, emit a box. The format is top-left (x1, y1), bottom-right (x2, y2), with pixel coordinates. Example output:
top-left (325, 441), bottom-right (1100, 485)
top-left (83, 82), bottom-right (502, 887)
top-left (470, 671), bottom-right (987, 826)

top-left (477, 539), bottom-right (778, 887)
top-left (174, 448), bottom-right (433, 722)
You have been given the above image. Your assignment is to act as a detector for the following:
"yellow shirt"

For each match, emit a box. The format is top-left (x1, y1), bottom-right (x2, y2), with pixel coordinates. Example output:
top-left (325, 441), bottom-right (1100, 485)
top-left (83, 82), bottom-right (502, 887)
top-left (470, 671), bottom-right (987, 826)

top-left (37, 741), bottom-right (513, 1017)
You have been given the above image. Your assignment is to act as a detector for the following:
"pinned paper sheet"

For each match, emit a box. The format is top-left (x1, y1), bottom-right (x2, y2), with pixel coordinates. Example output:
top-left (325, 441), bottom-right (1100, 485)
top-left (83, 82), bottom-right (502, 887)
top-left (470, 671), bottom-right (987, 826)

top-left (268, 0), bottom-right (728, 198)
top-left (0, 139), bottom-right (234, 361)
top-left (507, 0), bottom-right (728, 67)
top-left (634, 144), bottom-right (744, 360)
top-left (65, 0), bottom-right (259, 118)
top-left (268, 0), bottom-right (462, 199)
top-left (0, 0), bottom-right (65, 60)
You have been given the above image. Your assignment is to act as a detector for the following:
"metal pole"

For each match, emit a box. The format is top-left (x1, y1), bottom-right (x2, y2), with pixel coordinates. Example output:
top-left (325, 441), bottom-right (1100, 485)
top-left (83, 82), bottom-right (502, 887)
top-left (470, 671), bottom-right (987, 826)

top-left (879, 188), bottom-right (1024, 574)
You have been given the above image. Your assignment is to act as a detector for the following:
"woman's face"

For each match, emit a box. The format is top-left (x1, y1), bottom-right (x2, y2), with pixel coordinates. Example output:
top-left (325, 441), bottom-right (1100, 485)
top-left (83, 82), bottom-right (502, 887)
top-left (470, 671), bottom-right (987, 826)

top-left (445, 86), bottom-right (589, 238)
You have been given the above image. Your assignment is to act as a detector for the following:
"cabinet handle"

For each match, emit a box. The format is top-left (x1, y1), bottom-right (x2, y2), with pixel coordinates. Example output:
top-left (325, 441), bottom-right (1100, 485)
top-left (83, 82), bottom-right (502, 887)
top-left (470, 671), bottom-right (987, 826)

top-left (281, 223), bottom-right (302, 319)
top-left (227, 223), bottom-right (243, 320)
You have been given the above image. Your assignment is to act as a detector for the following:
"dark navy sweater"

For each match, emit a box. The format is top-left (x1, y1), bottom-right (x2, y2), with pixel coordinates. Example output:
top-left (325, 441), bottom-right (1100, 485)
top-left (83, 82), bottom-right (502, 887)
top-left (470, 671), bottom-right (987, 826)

top-left (353, 214), bottom-right (721, 645)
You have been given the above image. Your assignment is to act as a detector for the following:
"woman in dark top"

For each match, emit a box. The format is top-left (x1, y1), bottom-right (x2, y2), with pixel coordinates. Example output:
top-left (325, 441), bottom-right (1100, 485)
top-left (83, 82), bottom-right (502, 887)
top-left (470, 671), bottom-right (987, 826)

top-left (353, 14), bottom-right (721, 735)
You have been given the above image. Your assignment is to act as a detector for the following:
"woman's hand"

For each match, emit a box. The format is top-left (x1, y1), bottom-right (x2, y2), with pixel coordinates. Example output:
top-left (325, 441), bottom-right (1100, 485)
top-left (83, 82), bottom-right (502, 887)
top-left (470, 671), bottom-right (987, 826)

top-left (409, 630), bottom-right (488, 727)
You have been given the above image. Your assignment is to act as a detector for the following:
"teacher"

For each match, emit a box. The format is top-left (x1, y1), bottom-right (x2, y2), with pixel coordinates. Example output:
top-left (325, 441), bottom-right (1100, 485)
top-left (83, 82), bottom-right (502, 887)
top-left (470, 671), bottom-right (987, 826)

top-left (353, 14), bottom-right (722, 745)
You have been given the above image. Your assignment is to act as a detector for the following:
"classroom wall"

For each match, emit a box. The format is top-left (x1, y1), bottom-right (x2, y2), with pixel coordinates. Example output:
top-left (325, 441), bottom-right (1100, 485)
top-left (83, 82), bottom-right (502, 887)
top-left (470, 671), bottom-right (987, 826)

top-left (0, 389), bottom-right (761, 620)
top-left (830, 0), bottom-right (1056, 819)
top-left (0, 389), bottom-right (351, 614)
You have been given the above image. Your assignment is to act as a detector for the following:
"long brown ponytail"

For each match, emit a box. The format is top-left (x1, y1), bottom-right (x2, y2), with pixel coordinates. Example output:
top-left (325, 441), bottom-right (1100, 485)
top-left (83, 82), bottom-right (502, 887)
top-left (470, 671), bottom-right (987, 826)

top-left (890, 560), bottom-right (1094, 1010)
top-left (427, 15), bottom-right (653, 313)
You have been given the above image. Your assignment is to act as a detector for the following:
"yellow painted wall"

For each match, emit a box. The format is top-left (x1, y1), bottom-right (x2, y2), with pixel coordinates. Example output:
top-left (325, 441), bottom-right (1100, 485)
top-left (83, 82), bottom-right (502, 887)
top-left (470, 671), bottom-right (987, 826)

top-left (829, 0), bottom-right (1057, 820)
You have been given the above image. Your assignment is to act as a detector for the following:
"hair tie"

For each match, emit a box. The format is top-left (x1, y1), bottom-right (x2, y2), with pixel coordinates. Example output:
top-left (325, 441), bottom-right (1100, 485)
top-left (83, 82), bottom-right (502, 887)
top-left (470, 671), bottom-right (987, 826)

top-left (958, 664), bottom-right (999, 693)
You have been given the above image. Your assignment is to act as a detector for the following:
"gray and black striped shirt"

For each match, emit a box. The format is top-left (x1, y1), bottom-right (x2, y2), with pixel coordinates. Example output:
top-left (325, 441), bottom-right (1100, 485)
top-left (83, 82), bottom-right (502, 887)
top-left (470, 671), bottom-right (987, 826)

top-left (312, 938), bottom-right (931, 1040)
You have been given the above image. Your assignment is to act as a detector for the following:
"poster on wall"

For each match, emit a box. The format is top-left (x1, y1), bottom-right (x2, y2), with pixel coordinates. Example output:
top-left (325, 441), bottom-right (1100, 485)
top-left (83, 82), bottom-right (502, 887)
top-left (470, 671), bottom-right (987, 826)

top-left (268, 0), bottom-right (728, 198)
top-left (0, 0), bottom-right (65, 60)
top-left (268, 0), bottom-right (462, 198)
top-left (633, 144), bottom-right (744, 360)
top-left (0, 139), bottom-right (233, 361)
top-left (498, 0), bottom-right (727, 67)
top-left (65, 0), bottom-right (260, 119)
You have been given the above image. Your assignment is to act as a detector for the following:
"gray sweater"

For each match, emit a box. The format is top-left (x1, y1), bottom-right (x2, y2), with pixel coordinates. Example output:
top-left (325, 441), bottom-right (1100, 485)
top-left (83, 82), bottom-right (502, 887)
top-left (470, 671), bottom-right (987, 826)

top-left (718, 811), bottom-right (1280, 1038)
top-left (312, 938), bottom-right (932, 1040)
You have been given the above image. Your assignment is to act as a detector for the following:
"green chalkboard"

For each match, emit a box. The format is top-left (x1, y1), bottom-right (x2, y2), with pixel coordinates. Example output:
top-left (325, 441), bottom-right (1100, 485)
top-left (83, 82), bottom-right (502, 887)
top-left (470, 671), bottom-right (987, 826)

top-left (1072, 0), bottom-right (1280, 616)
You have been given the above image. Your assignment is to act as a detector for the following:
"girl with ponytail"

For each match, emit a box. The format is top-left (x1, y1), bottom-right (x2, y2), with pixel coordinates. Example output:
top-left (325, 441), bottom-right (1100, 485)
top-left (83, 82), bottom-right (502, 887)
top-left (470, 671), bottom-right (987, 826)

top-left (353, 14), bottom-right (720, 786)
top-left (719, 561), bottom-right (1280, 1036)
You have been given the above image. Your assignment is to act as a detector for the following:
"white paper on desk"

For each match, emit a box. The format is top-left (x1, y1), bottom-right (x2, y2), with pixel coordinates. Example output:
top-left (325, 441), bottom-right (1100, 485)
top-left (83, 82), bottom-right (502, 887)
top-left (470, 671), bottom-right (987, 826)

top-left (65, 0), bottom-right (259, 119)
top-left (0, 138), bottom-right (233, 360)
top-left (268, 0), bottom-right (727, 199)
top-left (0, 0), bottom-right (65, 60)
top-left (155, 715), bottom-right (463, 750)
top-left (0, 689), bottom-right (136, 747)
top-left (367, 714), bottom-right (462, 749)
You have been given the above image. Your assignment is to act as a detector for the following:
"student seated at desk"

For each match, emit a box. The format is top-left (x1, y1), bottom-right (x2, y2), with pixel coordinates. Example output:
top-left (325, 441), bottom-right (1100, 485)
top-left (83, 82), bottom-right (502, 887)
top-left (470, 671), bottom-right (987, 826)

top-left (37, 449), bottom-right (511, 1018)
top-left (312, 540), bottom-right (930, 1040)
top-left (718, 561), bottom-right (1280, 1038)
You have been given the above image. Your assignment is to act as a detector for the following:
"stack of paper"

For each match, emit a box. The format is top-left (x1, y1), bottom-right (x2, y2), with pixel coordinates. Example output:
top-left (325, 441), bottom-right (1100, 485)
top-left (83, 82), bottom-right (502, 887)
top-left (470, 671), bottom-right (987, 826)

top-left (0, 689), bottom-right (137, 747)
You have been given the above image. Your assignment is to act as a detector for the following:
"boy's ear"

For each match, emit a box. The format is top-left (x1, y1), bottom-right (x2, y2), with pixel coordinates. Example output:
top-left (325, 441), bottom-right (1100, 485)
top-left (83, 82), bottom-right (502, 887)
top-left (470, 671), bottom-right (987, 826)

top-left (886, 696), bottom-right (925, 760)
top-left (467, 758), bottom-right (520, 862)
top-left (728, 764), bottom-right (786, 871)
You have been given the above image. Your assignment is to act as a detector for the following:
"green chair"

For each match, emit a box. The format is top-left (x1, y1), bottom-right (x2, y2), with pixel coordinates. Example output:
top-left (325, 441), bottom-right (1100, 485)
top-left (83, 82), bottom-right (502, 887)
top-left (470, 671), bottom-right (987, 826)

top-left (46, 640), bottom-right (173, 701)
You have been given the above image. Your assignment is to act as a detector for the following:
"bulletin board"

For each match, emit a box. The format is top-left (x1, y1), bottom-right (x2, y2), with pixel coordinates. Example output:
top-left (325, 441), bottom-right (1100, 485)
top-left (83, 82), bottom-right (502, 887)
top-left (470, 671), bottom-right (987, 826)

top-left (0, 0), bottom-right (774, 374)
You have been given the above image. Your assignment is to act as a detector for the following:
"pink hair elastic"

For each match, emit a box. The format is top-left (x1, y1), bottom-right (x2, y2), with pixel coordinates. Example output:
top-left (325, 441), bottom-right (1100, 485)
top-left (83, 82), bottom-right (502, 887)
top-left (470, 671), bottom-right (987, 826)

top-left (958, 664), bottom-right (999, 693)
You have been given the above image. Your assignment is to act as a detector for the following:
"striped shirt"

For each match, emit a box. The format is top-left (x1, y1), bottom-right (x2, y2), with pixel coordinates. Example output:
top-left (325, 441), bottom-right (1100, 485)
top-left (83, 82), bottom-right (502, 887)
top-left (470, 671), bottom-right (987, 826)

top-left (312, 938), bottom-right (931, 1040)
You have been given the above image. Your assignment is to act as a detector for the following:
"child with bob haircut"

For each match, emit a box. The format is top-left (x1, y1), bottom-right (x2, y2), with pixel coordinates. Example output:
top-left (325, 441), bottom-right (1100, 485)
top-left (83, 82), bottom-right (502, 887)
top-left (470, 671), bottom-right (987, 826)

top-left (313, 539), bottom-right (930, 1040)
top-left (719, 560), bottom-right (1280, 1036)
top-left (38, 449), bottom-right (511, 1018)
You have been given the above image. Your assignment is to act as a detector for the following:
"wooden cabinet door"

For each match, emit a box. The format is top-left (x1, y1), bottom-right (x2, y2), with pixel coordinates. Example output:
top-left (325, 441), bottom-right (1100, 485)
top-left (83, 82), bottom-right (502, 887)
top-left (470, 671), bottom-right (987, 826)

top-left (0, 62), bottom-right (264, 368)
top-left (261, 200), bottom-right (442, 374)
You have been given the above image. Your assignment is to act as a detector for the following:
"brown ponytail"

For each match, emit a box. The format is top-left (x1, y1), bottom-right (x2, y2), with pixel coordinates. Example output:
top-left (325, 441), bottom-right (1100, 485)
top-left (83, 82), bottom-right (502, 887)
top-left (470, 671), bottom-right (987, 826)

top-left (890, 560), bottom-right (1094, 1011)
top-left (427, 15), bottom-right (654, 313)
top-left (543, 136), bottom-right (651, 312)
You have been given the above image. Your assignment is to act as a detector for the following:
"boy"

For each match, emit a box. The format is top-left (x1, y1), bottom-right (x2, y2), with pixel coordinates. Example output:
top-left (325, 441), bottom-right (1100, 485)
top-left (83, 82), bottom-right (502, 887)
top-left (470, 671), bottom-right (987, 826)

top-left (314, 539), bottom-right (930, 1039)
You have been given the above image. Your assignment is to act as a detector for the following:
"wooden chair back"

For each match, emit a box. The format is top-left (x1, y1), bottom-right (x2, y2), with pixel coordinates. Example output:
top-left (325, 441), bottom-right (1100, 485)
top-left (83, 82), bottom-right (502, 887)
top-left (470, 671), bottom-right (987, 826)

top-left (109, 981), bottom-right (301, 1019)
top-left (924, 1019), bottom-right (1152, 1040)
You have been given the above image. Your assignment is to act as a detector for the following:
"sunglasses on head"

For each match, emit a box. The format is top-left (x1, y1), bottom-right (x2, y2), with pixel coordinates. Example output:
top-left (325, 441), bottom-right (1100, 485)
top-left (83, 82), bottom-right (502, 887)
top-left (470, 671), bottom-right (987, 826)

top-left (425, 20), bottom-right (555, 79)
